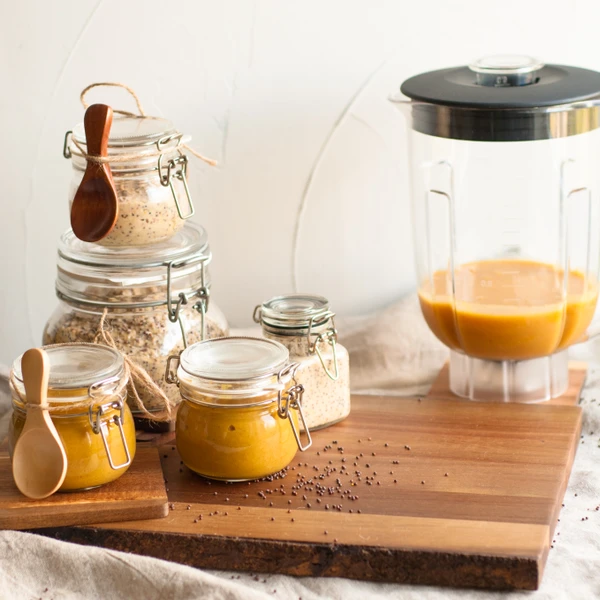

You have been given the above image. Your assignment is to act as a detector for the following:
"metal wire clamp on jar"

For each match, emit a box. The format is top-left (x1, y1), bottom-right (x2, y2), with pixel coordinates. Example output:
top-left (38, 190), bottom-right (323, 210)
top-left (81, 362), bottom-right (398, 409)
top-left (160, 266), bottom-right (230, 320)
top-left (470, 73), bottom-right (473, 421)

top-left (166, 337), bottom-right (312, 482)
top-left (253, 295), bottom-right (351, 430)
top-left (8, 344), bottom-right (135, 491)
top-left (43, 224), bottom-right (229, 430)
top-left (62, 82), bottom-right (216, 247)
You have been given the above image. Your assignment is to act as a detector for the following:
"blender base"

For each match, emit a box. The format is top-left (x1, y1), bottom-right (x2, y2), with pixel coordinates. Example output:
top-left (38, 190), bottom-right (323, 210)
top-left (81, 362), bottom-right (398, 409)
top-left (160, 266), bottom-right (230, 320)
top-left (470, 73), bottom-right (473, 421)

top-left (448, 350), bottom-right (570, 403)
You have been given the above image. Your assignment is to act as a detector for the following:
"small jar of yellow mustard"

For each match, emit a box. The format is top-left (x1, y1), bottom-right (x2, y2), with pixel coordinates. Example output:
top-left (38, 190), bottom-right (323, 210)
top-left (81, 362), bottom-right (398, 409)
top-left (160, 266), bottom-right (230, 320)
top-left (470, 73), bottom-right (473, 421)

top-left (167, 337), bottom-right (312, 482)
top-left (8, 344), bottom-right (136, 491)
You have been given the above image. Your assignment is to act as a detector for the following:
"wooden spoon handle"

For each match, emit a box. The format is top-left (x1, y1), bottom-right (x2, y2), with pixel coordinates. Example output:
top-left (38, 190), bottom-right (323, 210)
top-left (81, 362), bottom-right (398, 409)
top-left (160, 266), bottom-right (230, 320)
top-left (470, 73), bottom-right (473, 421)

top-left (21, 349), bottom-right (50, 409)
top-left (84, 104), bottom-right (113, 157)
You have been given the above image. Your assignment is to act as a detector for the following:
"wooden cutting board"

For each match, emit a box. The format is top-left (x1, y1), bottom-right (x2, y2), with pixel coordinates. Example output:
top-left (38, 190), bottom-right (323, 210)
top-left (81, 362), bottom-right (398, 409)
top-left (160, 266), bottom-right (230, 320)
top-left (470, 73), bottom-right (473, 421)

top-left (33, 365), bottom-right (585, 591)
top-left (0, 447), bottom-right (168, 529)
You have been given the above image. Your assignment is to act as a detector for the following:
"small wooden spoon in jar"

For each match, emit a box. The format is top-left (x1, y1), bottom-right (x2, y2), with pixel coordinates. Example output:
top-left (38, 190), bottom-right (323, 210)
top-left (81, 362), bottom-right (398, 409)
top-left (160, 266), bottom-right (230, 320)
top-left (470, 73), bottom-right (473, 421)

top-left (12, 348), bottom-right (68, 500)
top-left (70, 103), bottom-right (119, 242)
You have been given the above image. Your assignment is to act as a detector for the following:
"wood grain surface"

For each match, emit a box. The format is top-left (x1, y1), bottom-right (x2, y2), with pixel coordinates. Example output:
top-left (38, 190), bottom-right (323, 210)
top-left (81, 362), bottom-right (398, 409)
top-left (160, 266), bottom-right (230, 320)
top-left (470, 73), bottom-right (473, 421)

top-left (1, 447), bottom-right (168, 529)
top-left (32, 364), bottom-right (585, 591)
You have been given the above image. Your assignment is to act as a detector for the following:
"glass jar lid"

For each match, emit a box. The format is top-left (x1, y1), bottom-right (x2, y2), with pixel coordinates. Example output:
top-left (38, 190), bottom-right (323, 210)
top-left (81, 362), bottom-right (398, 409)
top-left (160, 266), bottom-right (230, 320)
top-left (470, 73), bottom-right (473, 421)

top-left (56, 223), bottom-right (211, 307)
top-left (68, 114), bottom-right (189, 175)
top-left (179, 337), bottom-right (289, 381)
top-left (254, 294), bottom-right (334, 334)
top-left (12, 345), bottom-right (123, 392)
top-left (59, 221), bottom-right (209, 268)
top-left (72, 115), bottom-right (178, 149)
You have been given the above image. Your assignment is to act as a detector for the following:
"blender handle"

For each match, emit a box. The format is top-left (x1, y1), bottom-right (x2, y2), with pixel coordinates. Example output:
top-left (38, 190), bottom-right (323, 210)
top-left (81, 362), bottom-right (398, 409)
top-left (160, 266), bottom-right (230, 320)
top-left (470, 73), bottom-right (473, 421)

top-left (561, 162), bottom-right (599, 348)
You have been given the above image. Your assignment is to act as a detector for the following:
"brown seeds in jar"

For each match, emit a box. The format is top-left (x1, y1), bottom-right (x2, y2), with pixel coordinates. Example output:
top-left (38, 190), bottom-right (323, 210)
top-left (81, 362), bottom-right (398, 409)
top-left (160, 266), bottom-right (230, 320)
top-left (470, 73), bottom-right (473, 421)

top-left (96, 177), bottom-right (185, 247)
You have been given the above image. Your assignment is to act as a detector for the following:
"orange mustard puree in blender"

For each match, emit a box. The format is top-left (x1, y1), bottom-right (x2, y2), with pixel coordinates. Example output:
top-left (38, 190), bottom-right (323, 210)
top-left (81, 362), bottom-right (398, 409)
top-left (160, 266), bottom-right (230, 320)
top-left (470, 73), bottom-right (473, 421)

top-left (418, 259), bottom-right (598, 361)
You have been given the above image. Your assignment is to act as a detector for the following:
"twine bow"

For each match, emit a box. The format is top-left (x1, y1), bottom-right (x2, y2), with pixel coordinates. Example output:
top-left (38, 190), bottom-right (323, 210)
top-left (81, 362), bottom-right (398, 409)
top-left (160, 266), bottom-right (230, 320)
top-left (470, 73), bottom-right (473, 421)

top-left (67, 82), bottom-right (217, 167)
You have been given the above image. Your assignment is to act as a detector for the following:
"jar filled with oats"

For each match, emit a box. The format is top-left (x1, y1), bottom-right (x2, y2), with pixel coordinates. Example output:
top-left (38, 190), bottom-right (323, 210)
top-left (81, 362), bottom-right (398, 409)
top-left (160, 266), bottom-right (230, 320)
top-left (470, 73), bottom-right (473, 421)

top-left (63, 100), bottom-right (207, 247)
top-left (253, 295), bottom-right (350, 430)
top-left (43, 223), bottom-right (229, 430)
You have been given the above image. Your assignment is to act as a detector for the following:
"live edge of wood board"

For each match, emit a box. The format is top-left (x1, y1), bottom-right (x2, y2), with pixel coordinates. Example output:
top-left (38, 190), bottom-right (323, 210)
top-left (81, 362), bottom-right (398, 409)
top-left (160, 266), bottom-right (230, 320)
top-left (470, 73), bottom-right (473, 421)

top-left (30, 363), bottom-right (586, 592)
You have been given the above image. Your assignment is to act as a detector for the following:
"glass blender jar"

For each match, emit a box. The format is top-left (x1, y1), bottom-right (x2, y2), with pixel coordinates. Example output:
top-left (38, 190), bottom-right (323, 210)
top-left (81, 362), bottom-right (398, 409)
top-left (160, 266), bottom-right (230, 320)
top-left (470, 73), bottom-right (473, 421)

top-left (392, 56), bottom-right (600, 402)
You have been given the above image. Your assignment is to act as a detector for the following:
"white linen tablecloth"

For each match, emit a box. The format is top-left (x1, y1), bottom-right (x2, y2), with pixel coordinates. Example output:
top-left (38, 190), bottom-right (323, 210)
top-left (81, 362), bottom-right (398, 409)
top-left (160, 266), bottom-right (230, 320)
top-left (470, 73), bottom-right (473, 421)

top-left (1, 296), bottom-right (598, 600)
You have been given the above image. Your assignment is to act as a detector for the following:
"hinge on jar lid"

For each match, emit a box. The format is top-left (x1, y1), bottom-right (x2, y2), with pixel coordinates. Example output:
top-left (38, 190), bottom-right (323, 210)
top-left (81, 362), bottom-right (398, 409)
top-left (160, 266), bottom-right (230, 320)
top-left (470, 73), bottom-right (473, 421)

top-left (307, 315), bottom-right (340, 381)
top-left (165, 354), bottom-right (181, 385)
top-left (63, 131), bottom-right (73, 159)
top-left (193, 289), bottom-right (209, 342)
top-left (277, 364), bottom-right (312, 452)
top-left (166, 260), bottom-right (210, 347)
top-left (157, 134), bottom-right (195, 220)
top-left (166, 287), bottom-right (189, 350)
top-left (193, 258), bottom-right (210, 337)
top-left (166, 262), bottom-right (188, 325)
top-left (305, 311), bottom-right (335, 340)
top-left (88, 373), bottom-right (123, 399)
top-left (88, 400), bottom-right (132, 470)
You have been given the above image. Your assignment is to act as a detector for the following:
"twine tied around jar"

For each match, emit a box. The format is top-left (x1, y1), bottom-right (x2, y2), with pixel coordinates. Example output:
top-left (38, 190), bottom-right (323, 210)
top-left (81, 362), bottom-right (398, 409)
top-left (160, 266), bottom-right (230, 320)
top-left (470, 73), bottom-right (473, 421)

top-left (95, 309), bottom-right (173, 422)
top-left (65, 82), bottom-right (217, 168)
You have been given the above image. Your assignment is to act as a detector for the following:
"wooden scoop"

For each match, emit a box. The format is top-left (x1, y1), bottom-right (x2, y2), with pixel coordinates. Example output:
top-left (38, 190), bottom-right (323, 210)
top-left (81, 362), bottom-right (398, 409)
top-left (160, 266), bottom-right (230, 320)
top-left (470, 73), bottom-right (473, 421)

top-left (12, 349), bottom-right (68, 500)
top-left (70, 103), bottom-right (118, 242)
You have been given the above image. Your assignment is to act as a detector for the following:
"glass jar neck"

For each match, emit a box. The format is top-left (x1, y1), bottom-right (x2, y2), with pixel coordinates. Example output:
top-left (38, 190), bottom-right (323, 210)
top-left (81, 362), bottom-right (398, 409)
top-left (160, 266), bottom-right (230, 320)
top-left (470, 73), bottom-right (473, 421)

top-left (56, 259), bottom-right (211, 310)
top-left (261, 320), bottom-right (335, 353)
top-left (71, 146), bottom-right (181, 176)
top-left (260, 318), bottom-right (332, 336)
top-left (10, 371), bottom-right (127, 412)
top-left (69, 125), bottom-right (184, 174)
top-left (178, 371), bottom-right (291, 406)
top-left (262, 330), bottom-right (312, 357)
top-left (11, 395), bottom-right (124, 416)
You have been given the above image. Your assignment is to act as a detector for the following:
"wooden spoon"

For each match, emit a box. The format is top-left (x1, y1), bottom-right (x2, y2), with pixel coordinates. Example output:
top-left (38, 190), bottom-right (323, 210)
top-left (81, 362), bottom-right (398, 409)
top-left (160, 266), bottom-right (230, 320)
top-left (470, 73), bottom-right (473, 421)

top-left (12, 349), bottom-right (68, 500)
top-left (70, 103), bottom-right (119, 242)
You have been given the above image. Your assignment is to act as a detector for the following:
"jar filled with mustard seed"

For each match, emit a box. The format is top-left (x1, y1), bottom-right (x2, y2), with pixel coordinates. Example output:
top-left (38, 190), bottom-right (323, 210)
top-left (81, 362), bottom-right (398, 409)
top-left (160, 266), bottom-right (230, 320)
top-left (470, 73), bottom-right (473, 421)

top-left (167, 337), bottom-right (312, 482)
top-left (63, 84), bottom-right (212, 247)
top-left (254, 295), bottom-right (351, 430)
top-left (43, 224), bottom-right (229, 429)
top-left (8, 344), bottom-right (135, 491)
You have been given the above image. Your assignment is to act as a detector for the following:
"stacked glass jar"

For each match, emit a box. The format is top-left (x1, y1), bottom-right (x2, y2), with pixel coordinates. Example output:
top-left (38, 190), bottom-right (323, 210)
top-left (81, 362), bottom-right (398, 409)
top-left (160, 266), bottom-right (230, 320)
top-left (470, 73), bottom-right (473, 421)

top-left (45, 110), bottom-right (228, 430)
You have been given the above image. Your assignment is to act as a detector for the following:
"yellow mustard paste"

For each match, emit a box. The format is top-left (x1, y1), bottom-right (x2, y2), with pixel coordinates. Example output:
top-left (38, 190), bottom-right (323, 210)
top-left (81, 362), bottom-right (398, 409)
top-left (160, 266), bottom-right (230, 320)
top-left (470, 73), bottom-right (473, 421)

top-left (9, 388), bottom-right (136, 491)
top-left (176, 389), bottom-right (300, 482)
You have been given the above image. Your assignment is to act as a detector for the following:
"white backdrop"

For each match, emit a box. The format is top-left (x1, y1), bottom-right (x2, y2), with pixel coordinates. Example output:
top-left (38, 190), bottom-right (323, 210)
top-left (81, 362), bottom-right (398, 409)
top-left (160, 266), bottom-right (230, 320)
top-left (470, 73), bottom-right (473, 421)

top-left (2, 0), bottom-right (600, 365)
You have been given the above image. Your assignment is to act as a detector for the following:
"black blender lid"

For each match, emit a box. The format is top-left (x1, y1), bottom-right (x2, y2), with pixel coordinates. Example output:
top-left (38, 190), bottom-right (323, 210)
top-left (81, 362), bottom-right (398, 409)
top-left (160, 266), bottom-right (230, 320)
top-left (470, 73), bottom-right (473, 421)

top-left (401, 56), bottom-right (600, 109)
